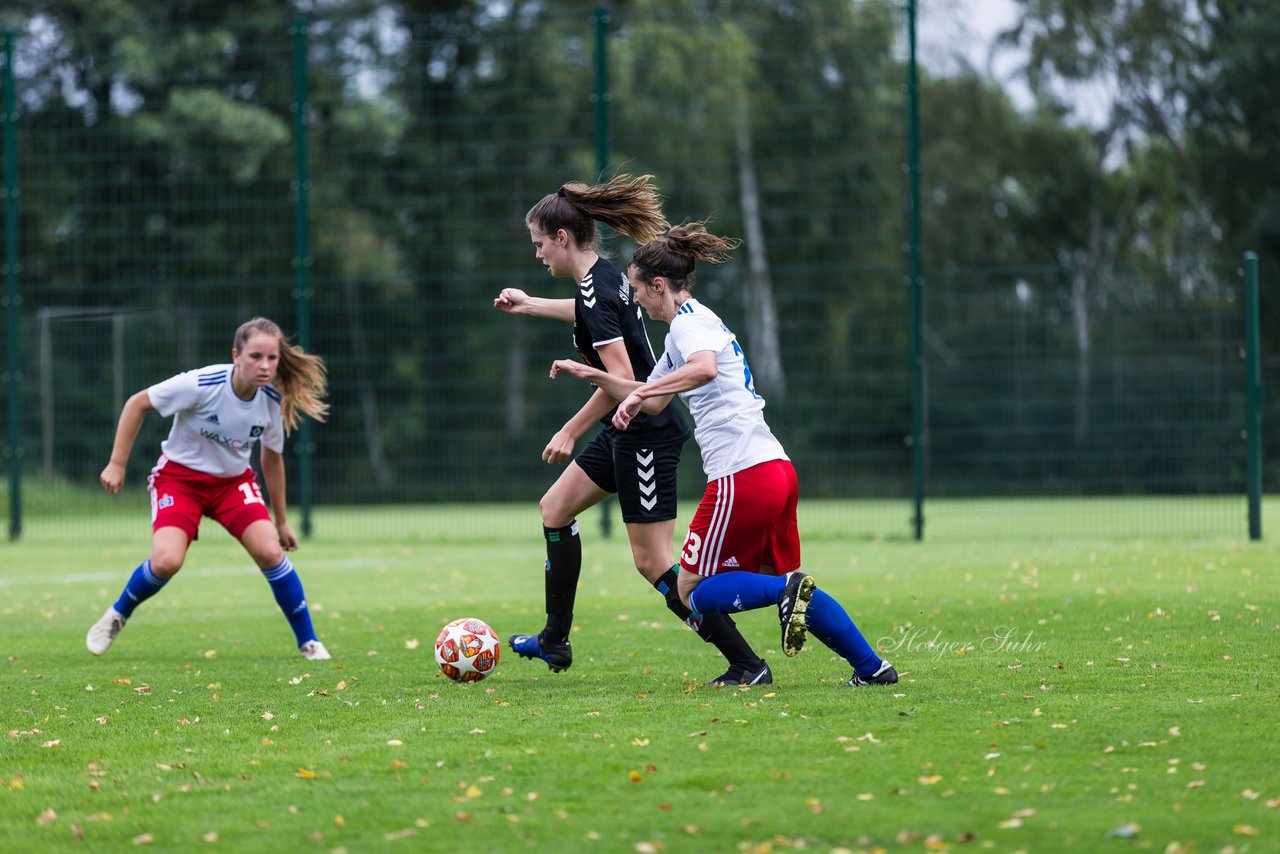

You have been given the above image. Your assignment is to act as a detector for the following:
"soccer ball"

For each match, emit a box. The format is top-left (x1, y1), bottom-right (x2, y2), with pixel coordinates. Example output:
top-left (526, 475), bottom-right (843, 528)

top-left (434, 617), bottom-right (501, 682)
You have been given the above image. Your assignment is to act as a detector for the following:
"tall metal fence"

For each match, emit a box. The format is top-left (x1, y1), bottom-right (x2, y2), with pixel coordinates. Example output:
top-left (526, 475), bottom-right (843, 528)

top-left (0, 2), bottom-right (1265, 543)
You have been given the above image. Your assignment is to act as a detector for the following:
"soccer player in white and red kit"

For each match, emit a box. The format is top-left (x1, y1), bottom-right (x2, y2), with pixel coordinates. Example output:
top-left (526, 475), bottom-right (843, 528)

top-left (494, 175), bottom-right (770, 686)
top-left (552, 223), bottom-right (898, 687)
top-left (86, 317), bottom-right (332, 661)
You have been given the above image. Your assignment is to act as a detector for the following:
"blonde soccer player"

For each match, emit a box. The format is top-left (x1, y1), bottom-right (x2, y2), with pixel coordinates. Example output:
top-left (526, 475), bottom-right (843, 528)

top-left (87, 317), bottom-right (332, 661)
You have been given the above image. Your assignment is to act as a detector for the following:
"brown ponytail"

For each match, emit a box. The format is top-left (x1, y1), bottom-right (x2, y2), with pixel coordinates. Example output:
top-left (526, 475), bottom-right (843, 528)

top-left (629, 221), bottom-right (740, 292)
top-left (526, 173), bottom-right (670, 253)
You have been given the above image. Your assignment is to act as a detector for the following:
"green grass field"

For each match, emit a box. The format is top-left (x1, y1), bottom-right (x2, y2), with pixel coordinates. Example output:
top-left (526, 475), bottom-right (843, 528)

top-left (2, 499), bottom-right (1279, 852)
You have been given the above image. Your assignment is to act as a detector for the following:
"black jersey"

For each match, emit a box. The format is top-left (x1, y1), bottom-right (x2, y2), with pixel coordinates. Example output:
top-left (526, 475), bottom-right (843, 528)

top-left (573, 257), bottom-right (691, 448)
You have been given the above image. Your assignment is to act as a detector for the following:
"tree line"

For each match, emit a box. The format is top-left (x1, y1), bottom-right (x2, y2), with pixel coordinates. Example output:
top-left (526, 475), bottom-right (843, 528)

top-left (2, 0), bottom-right (1270, 509)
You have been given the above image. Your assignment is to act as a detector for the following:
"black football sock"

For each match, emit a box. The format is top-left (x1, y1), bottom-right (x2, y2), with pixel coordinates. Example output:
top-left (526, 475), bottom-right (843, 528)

top-left (653, 567), bottom-right (762, 669)
top-left (542, 522), bottom-right (581, 644)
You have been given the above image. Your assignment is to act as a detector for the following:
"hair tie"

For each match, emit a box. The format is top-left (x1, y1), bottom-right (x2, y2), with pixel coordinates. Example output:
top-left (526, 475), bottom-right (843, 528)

top-left (556, 187), bottom-right (567, 198)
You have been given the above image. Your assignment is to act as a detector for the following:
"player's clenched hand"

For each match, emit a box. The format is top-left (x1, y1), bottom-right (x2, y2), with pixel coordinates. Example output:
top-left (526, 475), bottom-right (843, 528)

top-left (493, 288), bottom-right (528, 313)
top-left (549, 358), bottom-right (595, 382)
top-left (542, 429), bottom-right (575, 465)
top-left (100, 462), bottom-right (126, 495)
top-left (612, 392), bottom-right (643, 431)
top-left (277, 522), bottom-right (299, 552)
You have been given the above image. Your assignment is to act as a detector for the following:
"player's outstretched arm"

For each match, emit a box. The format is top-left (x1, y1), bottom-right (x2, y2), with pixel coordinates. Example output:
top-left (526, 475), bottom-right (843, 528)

top-left (100, 390), bottom-right (155, 495)
top-left (541, 343), bottom-right (635, 464)
top-left (493, 288), bottom-right (575, 322)
top-left (611, 351), bottom-right (717, 429)
top-left (550, 358), bottom-right (642, 400)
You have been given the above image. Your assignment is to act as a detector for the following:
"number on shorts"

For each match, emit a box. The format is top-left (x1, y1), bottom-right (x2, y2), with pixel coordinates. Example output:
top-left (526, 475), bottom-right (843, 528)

top-left (681, 531), bottom-right (702, 566)
top-left (238, 482), bottom-right (265, 506)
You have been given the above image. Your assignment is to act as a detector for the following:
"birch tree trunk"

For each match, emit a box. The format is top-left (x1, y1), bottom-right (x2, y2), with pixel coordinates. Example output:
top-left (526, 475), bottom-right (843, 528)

top-left (735, 103), bottom-right (786, 399)
top-left (342, 277), bottom-right (391, 490)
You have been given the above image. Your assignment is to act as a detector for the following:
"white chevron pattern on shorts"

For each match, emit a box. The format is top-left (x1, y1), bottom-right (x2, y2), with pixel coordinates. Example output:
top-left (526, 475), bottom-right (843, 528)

top-left (636, 449), bottom-right (657, 510)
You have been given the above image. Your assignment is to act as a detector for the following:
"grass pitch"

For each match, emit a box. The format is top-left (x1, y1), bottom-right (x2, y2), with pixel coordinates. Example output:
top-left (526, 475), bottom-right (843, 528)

top-left (2, 500), bottom-right (1278, 851)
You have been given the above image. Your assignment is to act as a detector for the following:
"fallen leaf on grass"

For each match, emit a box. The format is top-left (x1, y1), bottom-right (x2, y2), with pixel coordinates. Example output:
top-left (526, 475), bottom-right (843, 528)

top-left (1233, 825), bottom-right (1259, 836)
top-left (1106, 823), bottom-right (1140, 838)
top-left (295, 768), bottom-right (318, 780)
top-left (36, 808), bottom-right (57, 825)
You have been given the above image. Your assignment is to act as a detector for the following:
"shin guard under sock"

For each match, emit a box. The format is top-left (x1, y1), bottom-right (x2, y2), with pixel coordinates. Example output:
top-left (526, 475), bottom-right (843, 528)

top-left (805, 587), bottom-right (882, 675)
top-left (542, 522), bottom-right (581, 643)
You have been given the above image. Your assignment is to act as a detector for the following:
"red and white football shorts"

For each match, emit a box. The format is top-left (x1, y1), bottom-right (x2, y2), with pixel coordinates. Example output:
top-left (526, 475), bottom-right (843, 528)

top-left (679, 459), bottom-right (801, 578)
top-left (147, 456), bottom-right (272, 541)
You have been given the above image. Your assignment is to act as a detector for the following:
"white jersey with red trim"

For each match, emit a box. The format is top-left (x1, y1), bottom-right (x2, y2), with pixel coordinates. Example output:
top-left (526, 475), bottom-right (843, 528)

top-left (647, 298), bottom-right (787, 481)
top-left (147, 364), bottom-right (285, 479)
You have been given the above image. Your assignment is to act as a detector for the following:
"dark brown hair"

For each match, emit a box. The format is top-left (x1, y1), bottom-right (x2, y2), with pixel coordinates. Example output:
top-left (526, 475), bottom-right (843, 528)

top-left (233, 317), bottom-right (329, 435)
top-left (525, 173), bottom-right (669, 252)
top-left (629, 221), bottom-right (741, 292)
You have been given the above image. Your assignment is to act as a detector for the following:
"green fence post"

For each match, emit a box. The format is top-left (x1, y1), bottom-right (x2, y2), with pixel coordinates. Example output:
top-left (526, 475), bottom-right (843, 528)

top-left (592, 6), bottom-right (610, 179)
top-left (1243, 251), bottom-right (1262, 540)
top-left (593, 5), bottom-right (613, 540)
top-left (3, 31), bottom-right (21, 541)
top-left (905, 0), bottom-right (925, 541)
top-left (291, 18), bottom-right (314, 538)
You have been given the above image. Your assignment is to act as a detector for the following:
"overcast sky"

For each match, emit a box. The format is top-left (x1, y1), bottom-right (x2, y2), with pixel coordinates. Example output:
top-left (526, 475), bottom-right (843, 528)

top-left (916, 0), bottom-right (1113, 126)
top-left (916, 0), bottom-right (1021, 77)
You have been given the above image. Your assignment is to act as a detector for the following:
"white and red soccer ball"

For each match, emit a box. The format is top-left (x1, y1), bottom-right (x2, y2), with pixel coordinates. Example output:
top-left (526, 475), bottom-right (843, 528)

top-left (434, 617), bottom-right (500, 682)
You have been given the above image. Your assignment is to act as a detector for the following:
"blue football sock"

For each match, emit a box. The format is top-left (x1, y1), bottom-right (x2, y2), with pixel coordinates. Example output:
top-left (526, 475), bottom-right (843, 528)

top-left (113, 559), bottom-right (168, 618)
top-left (261, 557), bottom-right (317, 646)
top-left (688, 572), bottom-right (786, 614)
top-left (806, 587), bottom-right (883, 676)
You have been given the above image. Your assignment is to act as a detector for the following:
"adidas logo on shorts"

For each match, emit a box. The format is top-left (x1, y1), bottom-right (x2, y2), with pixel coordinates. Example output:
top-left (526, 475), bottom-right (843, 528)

top-left (720, 556), bottom-right (740, 568)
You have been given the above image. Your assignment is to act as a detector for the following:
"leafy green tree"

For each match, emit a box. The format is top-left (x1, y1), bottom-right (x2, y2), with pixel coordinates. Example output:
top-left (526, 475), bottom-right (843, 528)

top-left (1001, 0), bottom-right (1280, 481)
